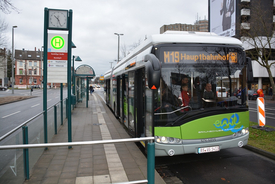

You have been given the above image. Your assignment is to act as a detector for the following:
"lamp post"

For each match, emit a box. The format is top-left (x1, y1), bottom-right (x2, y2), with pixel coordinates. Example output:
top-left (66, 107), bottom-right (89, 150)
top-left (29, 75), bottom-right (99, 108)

top-left (12, 26), bottom-right (17, 94)
top-left (114, 33), bottom-right (123, 63)
top-left (72, 55), bottom-right (82, 96)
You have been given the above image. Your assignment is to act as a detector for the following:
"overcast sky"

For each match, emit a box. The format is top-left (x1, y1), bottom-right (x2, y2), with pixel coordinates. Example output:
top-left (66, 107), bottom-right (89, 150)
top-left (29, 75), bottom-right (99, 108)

top-left (1, 0), bottom-right (208, 76)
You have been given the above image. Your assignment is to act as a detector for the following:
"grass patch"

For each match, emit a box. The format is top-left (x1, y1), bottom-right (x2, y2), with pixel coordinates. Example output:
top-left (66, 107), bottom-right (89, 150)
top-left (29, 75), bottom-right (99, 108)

top-left (248, 121), bottom-right (275, 154)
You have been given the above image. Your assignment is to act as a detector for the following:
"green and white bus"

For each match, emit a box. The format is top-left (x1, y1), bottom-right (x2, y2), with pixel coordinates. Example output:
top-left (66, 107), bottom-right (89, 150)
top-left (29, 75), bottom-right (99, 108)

top-left (104, 31), bottom-right (251, 156)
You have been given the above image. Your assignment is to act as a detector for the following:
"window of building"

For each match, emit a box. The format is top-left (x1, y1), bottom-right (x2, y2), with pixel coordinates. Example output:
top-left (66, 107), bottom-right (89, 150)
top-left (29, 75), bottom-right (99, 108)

top-left (34, 61), bottom-right (37, 66)
top-left (29, 78), bottom-right (32, 84)
top-left (34, 69), bottom-right (37, 75)
top-left (34, 78), bottom-right (37, 84)
top-left (19, 69), bottom-right (23, 75)
top-left (19, 61), bottom-right (23, 66)
top-left (37, 55), bottom-right (40, 58)
top-left (28, 55), bottom-right (31, 58)
top-left (29, 69), bottom-right (32, 75)
top-left (29, 61), bottom-right (32, 67)
top-left (19, 78), bottom-right (23, 84)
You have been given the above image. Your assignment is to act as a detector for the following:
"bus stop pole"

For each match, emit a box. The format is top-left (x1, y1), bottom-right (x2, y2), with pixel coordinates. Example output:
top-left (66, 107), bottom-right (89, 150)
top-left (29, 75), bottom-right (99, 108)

top-left (43, 8), bottom-right (48, 146)
top-left (60, 83), bottom-right (63, 125)
top-left (86, 77), bottom-right (89, 108)
top-left (67, 9), bottom-right (73, 148)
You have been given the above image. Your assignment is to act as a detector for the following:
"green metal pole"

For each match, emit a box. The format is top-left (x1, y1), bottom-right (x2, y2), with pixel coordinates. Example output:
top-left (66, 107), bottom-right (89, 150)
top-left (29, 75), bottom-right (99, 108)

top-left (73, 56), bottom-right (75, 95)
top-left (86, 77), bottom-right (89, 108)
top-left (43, 8), bottom-right (48, 145)
top-left (54, 105), bottom-right (57, 134)
top-left (72, 56), bottom-right (75, 109)
top-left (77, 78), bottom-right (79, 102)
top-left (22, 126), bottom-right (29, 180)
top-left (60, 83), bottom-right (63, 125)
top-left (67, 9), bottom-right (73, 147)
top-left (147, 141), bottom-right (155, 184)
top-left (66, 98), bottom-right (68, 119)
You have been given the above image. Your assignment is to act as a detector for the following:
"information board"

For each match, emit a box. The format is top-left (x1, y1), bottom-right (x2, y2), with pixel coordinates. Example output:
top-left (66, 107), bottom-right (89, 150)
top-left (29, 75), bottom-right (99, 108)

top-left (47, 33), bottom-right (68, 83)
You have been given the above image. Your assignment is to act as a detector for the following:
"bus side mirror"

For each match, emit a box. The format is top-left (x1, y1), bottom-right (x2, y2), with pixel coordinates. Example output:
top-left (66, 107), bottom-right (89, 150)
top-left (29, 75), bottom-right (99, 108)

top-left (145, 54), bottom-right (161, 89)
top-left (246, 57), bottom-right (253, 83)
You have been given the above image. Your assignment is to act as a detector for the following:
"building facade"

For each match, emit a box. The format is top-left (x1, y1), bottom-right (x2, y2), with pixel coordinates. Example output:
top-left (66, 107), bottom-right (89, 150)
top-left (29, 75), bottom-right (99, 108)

top-left (160, 18), bottom-right (209, 34)
top-left (236, 0), bottom-right (275, 94)
top-left (14, 48), bottom-right (43, 88)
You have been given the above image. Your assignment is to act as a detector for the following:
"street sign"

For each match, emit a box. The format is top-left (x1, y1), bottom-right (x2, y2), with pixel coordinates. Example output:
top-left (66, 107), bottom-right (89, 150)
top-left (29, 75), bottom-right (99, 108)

top-left (48, 33), bottom-right (68, 52)
top-left (47, 33), bottom-right (68, 83)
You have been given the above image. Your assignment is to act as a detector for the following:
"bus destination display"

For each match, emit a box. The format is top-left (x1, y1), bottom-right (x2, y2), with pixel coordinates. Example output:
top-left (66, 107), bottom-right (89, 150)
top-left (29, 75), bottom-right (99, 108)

top-left (163, 51), bottom-right (237, 64)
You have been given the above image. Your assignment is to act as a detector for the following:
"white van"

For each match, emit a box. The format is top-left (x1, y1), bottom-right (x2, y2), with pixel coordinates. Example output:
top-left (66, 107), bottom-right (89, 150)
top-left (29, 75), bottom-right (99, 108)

top-left (216, 87), bottom-right (227, 97)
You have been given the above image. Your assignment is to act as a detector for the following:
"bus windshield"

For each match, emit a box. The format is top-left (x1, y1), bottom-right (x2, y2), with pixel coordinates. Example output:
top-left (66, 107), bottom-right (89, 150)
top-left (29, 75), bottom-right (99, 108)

top-left (154, 45), bottom-right (247, 127)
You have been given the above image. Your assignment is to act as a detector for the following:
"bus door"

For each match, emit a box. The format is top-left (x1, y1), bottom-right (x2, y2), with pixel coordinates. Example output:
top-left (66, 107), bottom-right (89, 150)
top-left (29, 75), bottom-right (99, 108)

top-left (123, 74), bottom-right (128, 128)
top-left (116, 76), bottom-right (120, 118)
top-left (128, 71), bottom-right (135, 137)
top-left (135, 68), bottom-right (145, 137)
top-left (120, 76), bottom-right (124, 123)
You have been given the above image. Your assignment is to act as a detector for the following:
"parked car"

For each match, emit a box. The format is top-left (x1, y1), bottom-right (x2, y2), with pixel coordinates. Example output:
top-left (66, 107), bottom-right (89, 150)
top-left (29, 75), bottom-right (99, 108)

top-left (0, 86), bottom-right (7, 91)
top-left (216, 87), bottom-right (227, 97)
top-left (248, 90), bottom-right (259, 100)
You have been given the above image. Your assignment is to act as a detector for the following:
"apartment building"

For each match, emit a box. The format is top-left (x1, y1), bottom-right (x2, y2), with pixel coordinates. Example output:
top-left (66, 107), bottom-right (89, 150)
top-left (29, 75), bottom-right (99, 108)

top-left (14, 48), bottom-right (43, 88)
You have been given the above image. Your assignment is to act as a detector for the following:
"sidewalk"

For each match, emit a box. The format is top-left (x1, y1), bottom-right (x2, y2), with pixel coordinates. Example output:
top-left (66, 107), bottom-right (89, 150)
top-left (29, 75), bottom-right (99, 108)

top-left (24, 93), bottom-right (165, 184)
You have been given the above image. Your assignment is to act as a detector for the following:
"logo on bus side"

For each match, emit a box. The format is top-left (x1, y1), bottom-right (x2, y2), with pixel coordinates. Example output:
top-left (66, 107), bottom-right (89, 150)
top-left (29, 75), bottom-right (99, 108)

top-left (213, 113), bottom-right (243, 133)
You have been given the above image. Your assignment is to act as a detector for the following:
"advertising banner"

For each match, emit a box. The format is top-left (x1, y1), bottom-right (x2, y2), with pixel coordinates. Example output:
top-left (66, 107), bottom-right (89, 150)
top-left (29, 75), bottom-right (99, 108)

top-left (209, 0), bottom-right (236, 37)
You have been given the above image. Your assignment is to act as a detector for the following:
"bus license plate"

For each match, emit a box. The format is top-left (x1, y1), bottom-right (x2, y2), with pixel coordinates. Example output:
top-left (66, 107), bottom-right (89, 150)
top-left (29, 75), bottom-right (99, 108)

top-left (198, 146), bottom-right (220, 154)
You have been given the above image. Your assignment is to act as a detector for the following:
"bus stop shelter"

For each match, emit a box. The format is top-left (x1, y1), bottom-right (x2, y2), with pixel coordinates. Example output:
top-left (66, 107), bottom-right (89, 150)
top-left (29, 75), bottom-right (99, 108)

top-left (74, 64), bottom-right (95, 107)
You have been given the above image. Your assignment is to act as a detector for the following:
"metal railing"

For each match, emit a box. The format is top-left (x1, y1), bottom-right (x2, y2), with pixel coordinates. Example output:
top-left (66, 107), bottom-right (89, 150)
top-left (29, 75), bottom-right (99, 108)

top-left (0, 99), bottom-right (67, 184)
top-left (0, 137), bottom-right (155, 184)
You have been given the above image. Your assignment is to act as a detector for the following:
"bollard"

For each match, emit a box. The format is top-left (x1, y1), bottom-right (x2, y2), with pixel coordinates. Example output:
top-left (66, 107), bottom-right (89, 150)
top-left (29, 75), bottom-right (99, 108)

top-left (147, 141), bottom-right (155, 184)
top-left (54, 105), bottom-right (57, 134)
top-left (22, 126), bottom-right (29, 180)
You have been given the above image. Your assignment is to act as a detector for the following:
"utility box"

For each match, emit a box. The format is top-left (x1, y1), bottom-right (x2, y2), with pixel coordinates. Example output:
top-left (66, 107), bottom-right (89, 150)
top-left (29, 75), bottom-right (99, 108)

top-left (71, 95), bottom-right (76, 105)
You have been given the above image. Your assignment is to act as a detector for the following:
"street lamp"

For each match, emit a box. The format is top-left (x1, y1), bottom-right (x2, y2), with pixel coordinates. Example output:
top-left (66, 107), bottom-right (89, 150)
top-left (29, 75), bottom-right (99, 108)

top-left (114, 33), bottom-right (123, 63)
top-left (12, 25), bottom-right (17, 94)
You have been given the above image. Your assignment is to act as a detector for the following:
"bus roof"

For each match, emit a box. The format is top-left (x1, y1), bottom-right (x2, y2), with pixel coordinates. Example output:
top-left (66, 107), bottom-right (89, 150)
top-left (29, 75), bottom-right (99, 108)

top-left (152, 31), bottom-right (243, 46)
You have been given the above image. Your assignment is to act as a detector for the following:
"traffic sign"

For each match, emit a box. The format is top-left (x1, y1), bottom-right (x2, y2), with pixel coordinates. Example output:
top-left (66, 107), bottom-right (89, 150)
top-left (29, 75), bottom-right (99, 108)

top-left (48, 33), bottom-right (68, 53)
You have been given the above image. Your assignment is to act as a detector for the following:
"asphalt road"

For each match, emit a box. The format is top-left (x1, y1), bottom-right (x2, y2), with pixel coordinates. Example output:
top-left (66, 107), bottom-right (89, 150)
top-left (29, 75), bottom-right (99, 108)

top-left (156, 147), bottom-right (275, 184)
top-left (0, 88), bottom-right (68, 137)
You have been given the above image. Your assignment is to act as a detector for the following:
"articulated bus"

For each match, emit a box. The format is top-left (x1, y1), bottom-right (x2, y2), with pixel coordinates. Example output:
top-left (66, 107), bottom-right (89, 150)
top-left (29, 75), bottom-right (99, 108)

top-left (104, 31), bottom-right (252, 156)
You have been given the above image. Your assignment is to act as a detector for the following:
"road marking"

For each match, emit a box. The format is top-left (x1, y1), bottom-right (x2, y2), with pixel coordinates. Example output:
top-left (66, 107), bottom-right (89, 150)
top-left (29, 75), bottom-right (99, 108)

top-left (31, 103), bottom-right (40, 108)
top-left (2, 111), bottom-right (21, 119)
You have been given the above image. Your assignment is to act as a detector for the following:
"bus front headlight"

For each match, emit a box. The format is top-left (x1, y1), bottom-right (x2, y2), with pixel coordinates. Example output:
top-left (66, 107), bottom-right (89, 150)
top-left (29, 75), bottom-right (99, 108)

top-left (155, 136), bottom-right (182, 144)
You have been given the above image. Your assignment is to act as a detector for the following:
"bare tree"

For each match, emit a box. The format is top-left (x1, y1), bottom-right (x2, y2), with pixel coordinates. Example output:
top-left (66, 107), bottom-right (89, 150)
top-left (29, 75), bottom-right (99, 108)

top-left (0, 20), bottom-right (8, 47)
top-left (0, 0), bottom-right (18, 14)
top-left (120, 39), bottom-right (141, 60)
top-left (0, 0), bottom-right (19, 47)
top-left (240, 1), bottom-right (275, 100)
